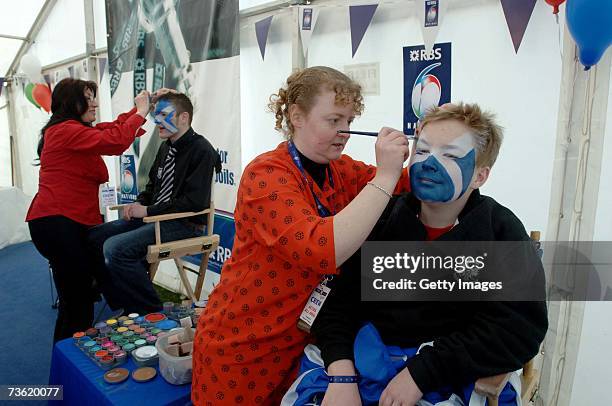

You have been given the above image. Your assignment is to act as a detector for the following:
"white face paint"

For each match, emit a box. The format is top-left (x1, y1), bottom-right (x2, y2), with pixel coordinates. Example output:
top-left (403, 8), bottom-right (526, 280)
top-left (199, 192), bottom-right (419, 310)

top-left (409, 131), bottom-right (477, 203)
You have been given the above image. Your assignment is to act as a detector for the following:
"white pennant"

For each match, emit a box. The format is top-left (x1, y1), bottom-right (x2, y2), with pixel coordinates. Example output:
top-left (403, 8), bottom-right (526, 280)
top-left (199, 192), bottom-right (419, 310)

top-left (298, 6), bottom-right (320, 58)
top-left (416, 0), bottom-right (448, 54)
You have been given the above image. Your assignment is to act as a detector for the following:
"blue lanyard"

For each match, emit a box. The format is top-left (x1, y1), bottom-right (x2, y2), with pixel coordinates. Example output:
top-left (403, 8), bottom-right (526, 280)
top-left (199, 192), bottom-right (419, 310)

top-left (287, 141), bottom-right (335, 217)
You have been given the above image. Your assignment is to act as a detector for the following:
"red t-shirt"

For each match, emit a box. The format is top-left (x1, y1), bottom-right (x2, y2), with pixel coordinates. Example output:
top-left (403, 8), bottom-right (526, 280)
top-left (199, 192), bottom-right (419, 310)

top-left (424, 223), bottom-right (454, 241)
top-left (26, 108), bottom-right (145, 226)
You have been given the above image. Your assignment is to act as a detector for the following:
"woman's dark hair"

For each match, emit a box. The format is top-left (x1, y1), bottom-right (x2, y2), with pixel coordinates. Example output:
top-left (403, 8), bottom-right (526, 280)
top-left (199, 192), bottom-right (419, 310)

top-left (37, 78), bottom-right (97, 160)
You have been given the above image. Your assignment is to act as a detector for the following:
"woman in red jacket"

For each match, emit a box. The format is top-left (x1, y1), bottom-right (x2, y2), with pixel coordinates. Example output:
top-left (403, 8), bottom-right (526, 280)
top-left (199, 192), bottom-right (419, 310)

top-left (26, 78), bottom-right (150, 342)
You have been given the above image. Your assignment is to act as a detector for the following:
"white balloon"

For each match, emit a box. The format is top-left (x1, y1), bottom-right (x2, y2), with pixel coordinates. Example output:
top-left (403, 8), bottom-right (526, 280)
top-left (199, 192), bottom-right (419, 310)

top-left (20, 53), bottom-right (43, 82)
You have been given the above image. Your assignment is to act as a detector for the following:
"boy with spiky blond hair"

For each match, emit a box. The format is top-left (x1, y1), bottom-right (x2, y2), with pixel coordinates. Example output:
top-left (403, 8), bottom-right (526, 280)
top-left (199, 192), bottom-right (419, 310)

top-left (284, 103), bottom-right (547, 406)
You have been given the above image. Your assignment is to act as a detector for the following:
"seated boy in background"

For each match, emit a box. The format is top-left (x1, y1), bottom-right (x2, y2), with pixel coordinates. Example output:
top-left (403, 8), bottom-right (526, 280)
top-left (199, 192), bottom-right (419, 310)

top-left (283, 103), bottom-right (548, 406)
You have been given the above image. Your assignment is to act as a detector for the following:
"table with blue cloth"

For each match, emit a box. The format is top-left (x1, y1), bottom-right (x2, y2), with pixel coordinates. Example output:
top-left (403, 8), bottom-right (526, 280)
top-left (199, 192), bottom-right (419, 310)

top-left (49, 338), bottom-right (191, 405)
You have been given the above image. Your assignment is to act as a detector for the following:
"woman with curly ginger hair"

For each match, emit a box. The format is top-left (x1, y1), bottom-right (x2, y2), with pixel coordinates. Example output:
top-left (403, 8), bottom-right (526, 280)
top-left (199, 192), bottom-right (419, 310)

top-left (192, 66), bottom-right (410, 405)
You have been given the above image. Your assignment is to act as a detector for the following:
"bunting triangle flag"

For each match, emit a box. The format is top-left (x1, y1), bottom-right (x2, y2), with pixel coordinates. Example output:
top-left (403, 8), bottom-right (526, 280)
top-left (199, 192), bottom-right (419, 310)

top-left (299, 6), bottom-right (320, 58)
top-left (417, 0), bottom-right (448, 54)
top-left (99, 57), bottom-right (108, 82)
top-left (255, 16), bottom-right (274, 60)
top-left (500, 0), bottom-right (537, 53)
top-left (349, 4), bottom-right (378, 58)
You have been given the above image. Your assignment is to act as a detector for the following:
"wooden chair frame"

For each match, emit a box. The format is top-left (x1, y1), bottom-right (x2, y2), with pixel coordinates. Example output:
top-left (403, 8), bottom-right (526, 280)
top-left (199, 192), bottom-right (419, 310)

top-left (109, 204), bottom-right (219, 303)
top-left (474, 358), bottom-right (540, 406)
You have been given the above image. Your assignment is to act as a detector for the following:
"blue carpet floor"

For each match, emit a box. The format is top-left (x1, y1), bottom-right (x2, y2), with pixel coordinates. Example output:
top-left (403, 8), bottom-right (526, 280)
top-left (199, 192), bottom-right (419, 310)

top-left (0, 241), bottom-right (114, 401)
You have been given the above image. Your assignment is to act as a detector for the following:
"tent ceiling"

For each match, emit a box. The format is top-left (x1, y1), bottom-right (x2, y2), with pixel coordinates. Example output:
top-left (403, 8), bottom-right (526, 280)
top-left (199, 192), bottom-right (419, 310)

top-left (0, 0), bottom-right (46, 77)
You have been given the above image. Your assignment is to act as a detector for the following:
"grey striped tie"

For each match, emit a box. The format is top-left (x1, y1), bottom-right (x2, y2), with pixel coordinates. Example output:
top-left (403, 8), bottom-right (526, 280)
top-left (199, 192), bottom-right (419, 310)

top-left (154, 146), bottom-right (177, 204)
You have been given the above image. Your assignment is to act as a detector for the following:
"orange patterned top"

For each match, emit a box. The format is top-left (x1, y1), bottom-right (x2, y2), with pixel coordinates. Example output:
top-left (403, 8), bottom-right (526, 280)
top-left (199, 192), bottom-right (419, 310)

top-left (192, 141), bottom-right (409, 405)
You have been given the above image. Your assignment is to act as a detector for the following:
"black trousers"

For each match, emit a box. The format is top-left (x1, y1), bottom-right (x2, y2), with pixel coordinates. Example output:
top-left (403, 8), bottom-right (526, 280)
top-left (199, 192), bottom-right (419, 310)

top-left (28, 215), bottom-right (95, 342)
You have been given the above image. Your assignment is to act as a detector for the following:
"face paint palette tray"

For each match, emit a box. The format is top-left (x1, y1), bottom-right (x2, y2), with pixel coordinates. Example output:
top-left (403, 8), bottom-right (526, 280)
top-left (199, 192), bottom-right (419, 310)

top-left (72, 313), bottom-right (173, 371)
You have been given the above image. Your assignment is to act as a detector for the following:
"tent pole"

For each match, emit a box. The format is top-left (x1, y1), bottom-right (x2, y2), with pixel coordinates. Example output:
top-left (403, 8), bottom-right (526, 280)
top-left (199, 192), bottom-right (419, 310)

top-left (6, 81), bottom-right (21, 188)
top-left (538, 26), bottom-right (612, 406)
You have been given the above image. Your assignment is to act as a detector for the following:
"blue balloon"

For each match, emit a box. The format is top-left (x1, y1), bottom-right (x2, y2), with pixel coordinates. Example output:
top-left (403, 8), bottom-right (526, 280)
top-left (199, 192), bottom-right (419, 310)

top-left (566, 0), bottom-right (612, 70)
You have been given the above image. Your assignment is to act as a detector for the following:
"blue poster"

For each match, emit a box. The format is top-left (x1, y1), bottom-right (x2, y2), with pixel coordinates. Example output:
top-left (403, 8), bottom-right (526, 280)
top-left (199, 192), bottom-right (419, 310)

top-left (119, 154), bottom-right (138, 203)
top-left (403, 42), bottom-right (452, 135)
top-left (425, 0), bottom-right (439, 27)
top-left (185, 213), bottom-right (235, 275)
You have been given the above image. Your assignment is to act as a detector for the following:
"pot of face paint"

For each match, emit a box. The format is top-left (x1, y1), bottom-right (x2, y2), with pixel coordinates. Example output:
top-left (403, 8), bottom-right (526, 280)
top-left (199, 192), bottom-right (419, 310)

top-left (163, 302), bottom-right (174, 314)
top-left (82, 340), bottom-right (96, 353)
top-left (132, 345), bottom-right (159, 367)
top-left (95, 350), bottom-right (109, 360)
top-left (94, 322), bottom-right (107, 330)
top-left (107, 344), bottom-right (120, 354)
top-left (85, 328), bottom-right (98, 338)
top-left (114, 350), bottom-right (127, 365)
top-left (116, 327), bottom-right (128, 334)
top-left (77, 336), bottom-right (93, 349)
top-left (144, 313), bottom-right (166, 323)
top-left (156, 327), bottom-right (195, 385)
top-left (99, 325), bottom-right (112, 337)
top-left (118, 316), bottom-right (129, 323)
top-left (72, 332), bottom-right (85, 344)
top-left (100, 355), bottom-right (115, 370)
top-left (101, 341), bottom-right (114, 349)
top-left (122, 320), bottom-right (134, 327)
top-left (150, 328), bottom-right (162, 336)
top-left (128, 313), bottom-right (139, 320)
top-left (89, 345), bottom-right (102, 358)
top-left (155, 320), bottom-right (178, 331)
top-left (146, 335), bottom-right (157, 345)
top-left (122, 343), bottom-right (136, 354)
top-left (114, 339), bottom-right (128, 348)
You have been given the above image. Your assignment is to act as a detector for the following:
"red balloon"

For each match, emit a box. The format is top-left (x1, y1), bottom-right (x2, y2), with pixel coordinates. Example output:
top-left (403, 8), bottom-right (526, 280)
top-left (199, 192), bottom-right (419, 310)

top-left (545, 0), bottom-right (566, 14)
top-left (32, 83), bottom-right (52, 113)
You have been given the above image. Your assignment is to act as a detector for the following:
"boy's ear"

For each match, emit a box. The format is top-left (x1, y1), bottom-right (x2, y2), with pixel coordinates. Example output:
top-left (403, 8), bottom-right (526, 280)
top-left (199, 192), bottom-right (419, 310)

top-left (289, 104), bottom-right (304, 129)
top-left (179, 111), bottom-right (190, 125)
top-left (471, 166), bottom-right (490, 189)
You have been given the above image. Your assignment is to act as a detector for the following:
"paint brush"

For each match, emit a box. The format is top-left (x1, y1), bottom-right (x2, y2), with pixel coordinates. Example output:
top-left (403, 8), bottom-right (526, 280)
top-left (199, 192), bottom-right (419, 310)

top-left (337, 130), bottom-right (416, 140)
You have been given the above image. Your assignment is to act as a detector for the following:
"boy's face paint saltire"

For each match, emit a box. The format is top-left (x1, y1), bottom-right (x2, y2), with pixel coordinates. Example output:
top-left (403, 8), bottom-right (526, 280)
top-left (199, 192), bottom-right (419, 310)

top-left (409, 131), bottom-right (477, 203)
top-left (153, 100), bottom-right (179, 134)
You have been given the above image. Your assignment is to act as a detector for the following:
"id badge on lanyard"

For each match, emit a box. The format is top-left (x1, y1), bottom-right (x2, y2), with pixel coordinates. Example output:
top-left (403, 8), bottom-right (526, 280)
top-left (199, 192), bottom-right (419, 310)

top-left (287, 142), bottom-right (336, 333)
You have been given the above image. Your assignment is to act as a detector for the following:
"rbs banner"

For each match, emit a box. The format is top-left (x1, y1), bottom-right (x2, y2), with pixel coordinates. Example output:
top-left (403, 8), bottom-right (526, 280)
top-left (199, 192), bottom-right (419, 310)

top-left (403, 42), bottom-right (452, 135)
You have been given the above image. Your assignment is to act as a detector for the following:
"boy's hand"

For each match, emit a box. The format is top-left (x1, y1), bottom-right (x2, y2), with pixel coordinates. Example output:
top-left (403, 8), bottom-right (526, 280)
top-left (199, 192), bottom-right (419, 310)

top-left (379, 367), bottom-right (423, 406)
top-left (122, 202), bottom-right (147, 220)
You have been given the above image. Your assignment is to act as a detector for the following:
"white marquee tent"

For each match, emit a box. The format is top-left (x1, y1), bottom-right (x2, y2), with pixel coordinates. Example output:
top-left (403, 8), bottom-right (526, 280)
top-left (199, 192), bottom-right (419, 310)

top-left (0, 1), bottom-right (611, 404)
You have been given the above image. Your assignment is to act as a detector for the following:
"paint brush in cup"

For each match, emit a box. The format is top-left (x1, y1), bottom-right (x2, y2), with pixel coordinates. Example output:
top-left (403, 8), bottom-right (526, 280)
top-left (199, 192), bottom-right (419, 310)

top-left (337, 130), bottom-right (416, 140)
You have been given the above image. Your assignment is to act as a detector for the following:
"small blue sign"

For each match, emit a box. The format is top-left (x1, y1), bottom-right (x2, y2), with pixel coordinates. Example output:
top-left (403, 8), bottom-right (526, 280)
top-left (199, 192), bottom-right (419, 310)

top-left (119, 154), bottom-right (138, 203)
top-left (425, 0), bottom-right (439, 27)
top-left (185, 213), bottom-right (235, 275)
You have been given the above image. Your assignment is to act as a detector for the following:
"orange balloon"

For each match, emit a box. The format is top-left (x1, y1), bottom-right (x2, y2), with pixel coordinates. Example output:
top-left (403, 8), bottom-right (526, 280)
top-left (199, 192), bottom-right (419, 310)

top-left (32, 83), bottom-right (52, 113)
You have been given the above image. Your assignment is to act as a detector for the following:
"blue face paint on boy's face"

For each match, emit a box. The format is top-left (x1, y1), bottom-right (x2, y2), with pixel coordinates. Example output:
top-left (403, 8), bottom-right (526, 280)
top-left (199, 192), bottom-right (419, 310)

top-left (153, 100), bottom-right (179, 134)
top-left (409, 132), bottom-right (476, 203)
